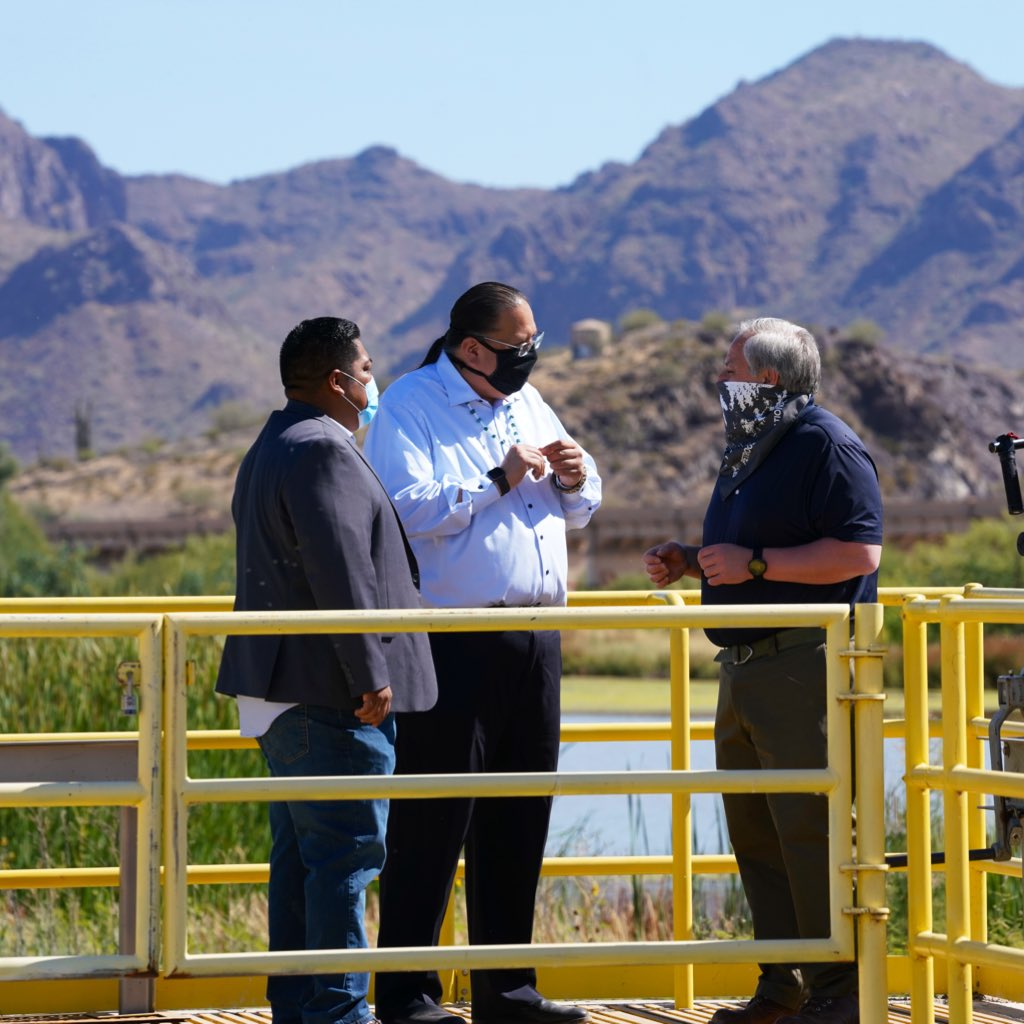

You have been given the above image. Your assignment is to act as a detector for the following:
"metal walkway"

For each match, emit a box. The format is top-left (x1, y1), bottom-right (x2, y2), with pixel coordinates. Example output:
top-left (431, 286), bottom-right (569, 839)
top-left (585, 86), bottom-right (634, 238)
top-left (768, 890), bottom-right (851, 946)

top-left (6, 1002), bottom-right (1024, 1024)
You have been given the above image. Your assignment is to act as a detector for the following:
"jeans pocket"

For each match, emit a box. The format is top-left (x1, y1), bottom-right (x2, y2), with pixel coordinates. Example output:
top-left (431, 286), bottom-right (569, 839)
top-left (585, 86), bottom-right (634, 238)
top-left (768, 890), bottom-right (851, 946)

top-left (257, 705), bottom-right (310, 766)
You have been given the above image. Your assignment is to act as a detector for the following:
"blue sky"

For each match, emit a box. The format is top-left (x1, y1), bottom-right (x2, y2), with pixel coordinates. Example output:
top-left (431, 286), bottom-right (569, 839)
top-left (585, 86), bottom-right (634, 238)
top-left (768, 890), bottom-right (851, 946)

top-left (2, 0), bottom-right (1022, 189)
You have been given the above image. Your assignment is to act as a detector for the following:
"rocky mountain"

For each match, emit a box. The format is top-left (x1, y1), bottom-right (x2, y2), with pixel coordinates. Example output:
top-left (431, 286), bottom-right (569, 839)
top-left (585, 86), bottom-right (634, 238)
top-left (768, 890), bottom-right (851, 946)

top-left (2, 37), bottom-right (1024, 464)
top-left (849, 112), bottom-right (1024, 364)
top-left (0, 110), bottom-right (124, 232)
top-left (531, 39), bottom-right (1024, 344)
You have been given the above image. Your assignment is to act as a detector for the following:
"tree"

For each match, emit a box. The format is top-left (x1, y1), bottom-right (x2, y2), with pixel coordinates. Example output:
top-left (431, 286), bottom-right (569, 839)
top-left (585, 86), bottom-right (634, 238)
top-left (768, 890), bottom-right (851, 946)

top-left (0, 493), bottom-right (90, 597)
top-left (0, 443), bottom-right (18, 489)
top-left (74, 401), bottom-right (94, 461)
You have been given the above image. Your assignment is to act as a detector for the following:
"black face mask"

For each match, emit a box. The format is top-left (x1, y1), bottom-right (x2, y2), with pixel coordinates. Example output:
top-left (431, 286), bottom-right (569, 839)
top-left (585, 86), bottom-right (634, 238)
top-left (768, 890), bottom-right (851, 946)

top-left (454, 342), bottom-right (538, 396)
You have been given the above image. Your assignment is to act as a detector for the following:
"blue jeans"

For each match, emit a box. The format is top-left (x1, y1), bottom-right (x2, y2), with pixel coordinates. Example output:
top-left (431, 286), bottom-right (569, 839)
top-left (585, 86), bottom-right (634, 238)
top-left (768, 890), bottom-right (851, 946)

top-left (257, 704), bottom-right (396, 1024)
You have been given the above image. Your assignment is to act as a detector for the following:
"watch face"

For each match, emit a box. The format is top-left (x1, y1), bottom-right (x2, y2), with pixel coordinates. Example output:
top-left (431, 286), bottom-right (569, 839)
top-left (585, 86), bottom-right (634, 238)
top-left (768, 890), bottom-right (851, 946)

top-left (748, 558), bottom-right (767, 578)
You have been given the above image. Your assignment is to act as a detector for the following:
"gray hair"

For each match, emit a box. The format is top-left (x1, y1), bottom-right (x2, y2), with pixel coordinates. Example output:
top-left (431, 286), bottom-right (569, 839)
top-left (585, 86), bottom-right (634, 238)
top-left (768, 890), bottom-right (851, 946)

top-left (736, 317), bottom-right (821, 394)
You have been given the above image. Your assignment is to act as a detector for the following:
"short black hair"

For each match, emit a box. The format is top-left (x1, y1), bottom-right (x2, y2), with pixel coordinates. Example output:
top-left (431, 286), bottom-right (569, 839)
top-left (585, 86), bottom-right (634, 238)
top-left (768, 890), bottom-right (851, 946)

top-left (280, 317), bottom-right (361, 388)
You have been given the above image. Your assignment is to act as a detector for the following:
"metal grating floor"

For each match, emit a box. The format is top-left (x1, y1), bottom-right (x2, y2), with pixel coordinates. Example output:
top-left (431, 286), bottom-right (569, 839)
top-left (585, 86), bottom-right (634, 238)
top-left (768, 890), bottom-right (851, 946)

top-left (6, 1000), bottom-right (1024, 1024)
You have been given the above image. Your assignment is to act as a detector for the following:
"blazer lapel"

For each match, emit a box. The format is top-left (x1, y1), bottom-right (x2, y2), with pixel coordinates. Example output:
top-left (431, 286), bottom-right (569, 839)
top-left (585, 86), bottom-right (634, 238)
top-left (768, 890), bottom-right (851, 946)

top-left (345, 435), bottom-right (422, 586)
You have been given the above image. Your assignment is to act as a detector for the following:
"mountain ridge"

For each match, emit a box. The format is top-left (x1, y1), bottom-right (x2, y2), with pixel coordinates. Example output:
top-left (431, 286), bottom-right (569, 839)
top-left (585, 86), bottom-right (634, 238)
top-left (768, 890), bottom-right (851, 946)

top-left (2, 38), bottom-right (1024, 463)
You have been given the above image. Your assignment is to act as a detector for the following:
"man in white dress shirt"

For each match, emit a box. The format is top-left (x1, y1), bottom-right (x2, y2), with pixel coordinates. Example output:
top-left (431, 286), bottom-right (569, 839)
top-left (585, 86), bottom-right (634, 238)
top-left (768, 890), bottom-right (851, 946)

top-left (364, 282), bottom-right (601, 1024)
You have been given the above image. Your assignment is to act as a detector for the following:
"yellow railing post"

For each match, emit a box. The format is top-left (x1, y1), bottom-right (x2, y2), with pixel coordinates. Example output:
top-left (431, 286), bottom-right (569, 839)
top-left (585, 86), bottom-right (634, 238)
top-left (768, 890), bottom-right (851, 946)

top-left (940, 596), bottom-right (972, 1023)
top-left (903, 597), bottom-right (935, 1024)
top-left (825, 615), bottom-right (857, 977)
top-left (961, 589), bottom-right (988, 953)
top-left (439, 884), bottom-right (462, 1003)
top-left (668, 592), bottom-right (694, 1009)
top-left (162, 614), bottom-right (190, 976)
top-left (851, 603), bottom-right (888, 1022)
top-left (136, 616), bottom-right (164, 985)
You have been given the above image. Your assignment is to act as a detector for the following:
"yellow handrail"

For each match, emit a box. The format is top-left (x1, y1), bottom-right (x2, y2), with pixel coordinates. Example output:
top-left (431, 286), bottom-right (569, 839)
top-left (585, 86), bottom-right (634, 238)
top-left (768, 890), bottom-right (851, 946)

top-left (4, 585), bottom-right (1024, 1022)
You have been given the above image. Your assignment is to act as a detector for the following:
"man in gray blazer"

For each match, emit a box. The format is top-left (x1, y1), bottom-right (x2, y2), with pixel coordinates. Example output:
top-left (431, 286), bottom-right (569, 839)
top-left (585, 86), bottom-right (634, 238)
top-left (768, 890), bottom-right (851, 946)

top-left (217, 316), bottom-right (438, 1024)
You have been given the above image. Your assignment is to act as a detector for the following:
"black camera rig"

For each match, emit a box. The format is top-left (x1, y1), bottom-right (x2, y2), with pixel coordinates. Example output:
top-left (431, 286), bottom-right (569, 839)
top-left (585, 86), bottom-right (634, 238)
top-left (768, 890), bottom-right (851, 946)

top-left (988, 432), bottom-right (1024, 554)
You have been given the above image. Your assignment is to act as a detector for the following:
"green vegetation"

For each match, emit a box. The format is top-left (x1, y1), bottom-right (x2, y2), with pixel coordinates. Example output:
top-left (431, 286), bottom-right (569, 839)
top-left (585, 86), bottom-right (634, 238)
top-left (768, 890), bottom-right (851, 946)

top-left (0, 442), bottom-right (18, 487)
top-left (97, 532), bottom-right (236, 596)
top-left (616, 307), bottom-right (663, 333)
top-left (205, 399), bottom-right (266, 440)
top-left (699, 310), bottom-right (733, 338)
top-left (878, 516), bottom-right (1024, 686)
top-left (843, 317), bottom-right (885, 346)
top-left (879, 516), bottom-right (1024, 593)
top-left (0, 493), bottom-right (90, 597)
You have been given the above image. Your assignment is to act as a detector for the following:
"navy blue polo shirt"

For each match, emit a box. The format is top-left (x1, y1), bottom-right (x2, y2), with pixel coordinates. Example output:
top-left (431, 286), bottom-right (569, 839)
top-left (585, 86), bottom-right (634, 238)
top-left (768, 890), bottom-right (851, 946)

top-left (701, 401), bottom-right (883, 647)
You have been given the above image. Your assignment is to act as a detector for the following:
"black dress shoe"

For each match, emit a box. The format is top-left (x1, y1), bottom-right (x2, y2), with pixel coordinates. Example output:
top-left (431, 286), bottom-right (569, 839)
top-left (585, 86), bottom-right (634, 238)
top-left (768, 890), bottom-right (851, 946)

top-left (380, 1003), bottom-right (464, 1024)
top-left (777, 993), bottom-right (859, 1024)
top-left (709, 995), bottom-right (793, 1024)
top-left (473, 997), bottom-right (588, 1024)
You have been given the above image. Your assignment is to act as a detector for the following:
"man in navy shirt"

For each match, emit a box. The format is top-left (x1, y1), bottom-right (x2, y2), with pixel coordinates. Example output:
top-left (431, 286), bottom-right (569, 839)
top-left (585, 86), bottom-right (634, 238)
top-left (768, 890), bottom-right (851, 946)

top-left (644, 318), bottom-right (882, 1024)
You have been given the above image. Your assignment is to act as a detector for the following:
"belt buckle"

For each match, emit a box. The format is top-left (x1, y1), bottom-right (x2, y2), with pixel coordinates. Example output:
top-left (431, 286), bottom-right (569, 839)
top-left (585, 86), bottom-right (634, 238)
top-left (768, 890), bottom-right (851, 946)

top-left (735, 643), bottom-right (755, 665)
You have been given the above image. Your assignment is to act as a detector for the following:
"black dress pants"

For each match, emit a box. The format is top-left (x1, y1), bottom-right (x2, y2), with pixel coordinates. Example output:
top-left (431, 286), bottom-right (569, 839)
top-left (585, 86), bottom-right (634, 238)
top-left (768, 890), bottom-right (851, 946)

top-left (375, 629), bottom-right (562, 1016)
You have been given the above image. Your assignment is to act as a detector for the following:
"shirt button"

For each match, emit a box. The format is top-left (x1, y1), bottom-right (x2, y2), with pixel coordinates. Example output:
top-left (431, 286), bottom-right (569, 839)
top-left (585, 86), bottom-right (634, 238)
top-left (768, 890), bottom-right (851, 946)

top-left (528, 503), bottom-right (533, 509)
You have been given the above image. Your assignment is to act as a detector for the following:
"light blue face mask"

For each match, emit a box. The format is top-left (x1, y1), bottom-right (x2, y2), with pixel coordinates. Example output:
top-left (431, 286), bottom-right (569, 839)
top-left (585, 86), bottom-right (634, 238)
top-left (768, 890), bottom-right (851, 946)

top-left (341, 372), bottom-right (379, 428)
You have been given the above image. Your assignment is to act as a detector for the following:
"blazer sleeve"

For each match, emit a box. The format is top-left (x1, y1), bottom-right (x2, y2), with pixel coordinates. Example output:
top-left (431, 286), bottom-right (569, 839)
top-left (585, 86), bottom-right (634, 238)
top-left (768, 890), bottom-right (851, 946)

top-left (281, 435), bottom-right (391, 699)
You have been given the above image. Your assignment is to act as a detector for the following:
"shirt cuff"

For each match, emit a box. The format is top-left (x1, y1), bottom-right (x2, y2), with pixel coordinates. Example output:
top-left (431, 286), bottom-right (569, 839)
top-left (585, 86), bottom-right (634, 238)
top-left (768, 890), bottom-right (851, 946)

top-left (467, 471), bottom-right (503, 514)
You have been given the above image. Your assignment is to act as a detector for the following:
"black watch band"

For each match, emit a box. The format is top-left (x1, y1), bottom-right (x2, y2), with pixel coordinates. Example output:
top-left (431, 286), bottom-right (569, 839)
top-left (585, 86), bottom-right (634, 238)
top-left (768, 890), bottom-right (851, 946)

top-left (487, 466), bottom-right (511, 496)
top-left (748, 546), bottom-right (767, 579)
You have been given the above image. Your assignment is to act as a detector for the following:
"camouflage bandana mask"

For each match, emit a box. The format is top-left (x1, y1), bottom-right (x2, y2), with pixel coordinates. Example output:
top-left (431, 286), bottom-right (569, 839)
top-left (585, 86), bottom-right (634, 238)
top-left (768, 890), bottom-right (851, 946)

top-left (717, 382), bottom-right (810, 497)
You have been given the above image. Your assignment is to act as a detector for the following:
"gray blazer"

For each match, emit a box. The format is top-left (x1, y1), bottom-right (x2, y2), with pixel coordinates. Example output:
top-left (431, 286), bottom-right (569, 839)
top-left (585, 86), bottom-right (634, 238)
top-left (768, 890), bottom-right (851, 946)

top-left (216, 399), bottom-right (437, 712)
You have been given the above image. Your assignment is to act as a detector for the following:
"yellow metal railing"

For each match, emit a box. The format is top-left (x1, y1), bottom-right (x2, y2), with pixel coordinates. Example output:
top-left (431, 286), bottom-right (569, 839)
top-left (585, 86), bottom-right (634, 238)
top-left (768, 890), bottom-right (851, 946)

top-left (898, 590), bottom-right (1024, 1024)
top-left (0, 612), bottom-right (163, 988)
top-left (6, 586), bottom-right (1024, 1020)
top-left (161, 602), bottom-right (863, 1008)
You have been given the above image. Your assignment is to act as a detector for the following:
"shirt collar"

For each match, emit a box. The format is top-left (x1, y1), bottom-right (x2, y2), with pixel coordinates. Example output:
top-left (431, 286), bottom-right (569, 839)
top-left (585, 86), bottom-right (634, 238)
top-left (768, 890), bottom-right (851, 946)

top-left (284, 397), bottom-right (353, 438)
top-left (435, 350), bottom-right (523, 410)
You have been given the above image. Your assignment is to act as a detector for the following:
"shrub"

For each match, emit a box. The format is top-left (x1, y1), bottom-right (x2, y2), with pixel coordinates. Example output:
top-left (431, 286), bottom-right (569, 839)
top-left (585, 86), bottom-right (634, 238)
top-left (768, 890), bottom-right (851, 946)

top-left (618, 308), bottom-right (663, 333)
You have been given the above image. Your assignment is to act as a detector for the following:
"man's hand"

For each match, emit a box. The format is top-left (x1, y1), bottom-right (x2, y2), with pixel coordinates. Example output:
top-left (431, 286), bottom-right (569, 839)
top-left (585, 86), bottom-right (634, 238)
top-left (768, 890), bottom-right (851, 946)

top-left (540, 439), bottom-right (585, 489)
top-left (643, 542), bottom-right (690, 587)
top-left (502, 444), bottom-right (548, 487)
top-left (697, 543), bottom-right (754, 586)
top-left (356, 686), bottom-right (392, 725)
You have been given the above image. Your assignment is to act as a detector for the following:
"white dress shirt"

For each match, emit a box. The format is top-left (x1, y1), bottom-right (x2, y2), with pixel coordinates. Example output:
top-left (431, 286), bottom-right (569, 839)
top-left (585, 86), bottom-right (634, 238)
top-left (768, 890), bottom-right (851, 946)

top-left (363, 352), bottom-right (601, 609)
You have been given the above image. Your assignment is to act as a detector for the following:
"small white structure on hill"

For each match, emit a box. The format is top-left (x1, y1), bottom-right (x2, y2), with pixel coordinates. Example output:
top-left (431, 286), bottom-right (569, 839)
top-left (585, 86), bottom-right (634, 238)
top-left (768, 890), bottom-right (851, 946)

top-left (570, 318), bottom-right (612, 358)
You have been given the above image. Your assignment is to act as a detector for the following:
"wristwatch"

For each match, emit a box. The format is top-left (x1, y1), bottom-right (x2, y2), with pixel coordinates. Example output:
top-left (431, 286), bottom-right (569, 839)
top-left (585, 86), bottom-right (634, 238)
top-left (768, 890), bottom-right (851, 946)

top-left (747, 546), bottom-right (767, 579)
top-left (552, 465), bottom-right (588, 494)
top-left (486, 466), bottom-right (511, 496)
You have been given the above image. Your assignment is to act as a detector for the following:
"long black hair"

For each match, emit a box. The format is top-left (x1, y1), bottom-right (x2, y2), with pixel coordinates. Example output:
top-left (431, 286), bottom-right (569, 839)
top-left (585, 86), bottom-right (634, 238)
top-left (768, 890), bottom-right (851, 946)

top-left (419, 281), bottom-right (526, 367)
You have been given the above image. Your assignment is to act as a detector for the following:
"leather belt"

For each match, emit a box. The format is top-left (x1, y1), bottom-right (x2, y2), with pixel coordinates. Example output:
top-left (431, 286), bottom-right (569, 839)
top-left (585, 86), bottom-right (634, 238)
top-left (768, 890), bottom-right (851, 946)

top-left (714, 627), bottom-right (825, 666)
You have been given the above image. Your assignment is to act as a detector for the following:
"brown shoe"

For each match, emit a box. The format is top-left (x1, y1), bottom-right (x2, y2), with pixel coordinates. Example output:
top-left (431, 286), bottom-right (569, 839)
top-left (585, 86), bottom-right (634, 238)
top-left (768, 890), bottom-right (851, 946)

top-left (709, 995), bottom-right (793, 1024)
top-left (777, 993), bottom-right (859, 1024)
